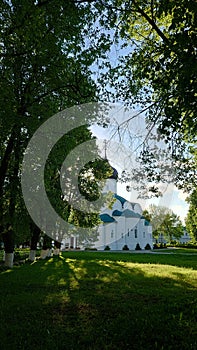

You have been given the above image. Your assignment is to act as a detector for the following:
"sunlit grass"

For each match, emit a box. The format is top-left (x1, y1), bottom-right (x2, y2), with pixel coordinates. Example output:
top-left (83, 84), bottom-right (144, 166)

top-left (0, 251), bottom-right (197, 350)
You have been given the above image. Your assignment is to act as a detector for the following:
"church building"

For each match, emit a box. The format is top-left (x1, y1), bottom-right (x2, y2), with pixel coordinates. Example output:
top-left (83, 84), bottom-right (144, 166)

top-left (61, 161), bottom-right (153, 251)
top-left (93, 162), bottom-right (153, 251)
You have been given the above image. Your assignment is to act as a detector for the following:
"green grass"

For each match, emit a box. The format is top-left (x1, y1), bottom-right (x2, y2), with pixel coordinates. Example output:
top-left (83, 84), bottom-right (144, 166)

top-left (0, 251), bottom-right (197, 350)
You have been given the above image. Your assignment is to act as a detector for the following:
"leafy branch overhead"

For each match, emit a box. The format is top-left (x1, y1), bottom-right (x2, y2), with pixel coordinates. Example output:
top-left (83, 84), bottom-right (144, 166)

top-left (88, 0), bottom-right (196, 192)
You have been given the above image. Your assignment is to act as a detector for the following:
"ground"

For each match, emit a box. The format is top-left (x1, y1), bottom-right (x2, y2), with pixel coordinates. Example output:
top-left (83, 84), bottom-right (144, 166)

top-left (0, 249), bottom-right (196, 350)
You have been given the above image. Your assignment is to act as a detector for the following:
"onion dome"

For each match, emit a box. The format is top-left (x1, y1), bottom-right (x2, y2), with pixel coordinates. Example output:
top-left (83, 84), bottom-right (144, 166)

top-left (109, 166), bottom-right (118, 180)
top-left (103, 159), bottom-right (118, 180)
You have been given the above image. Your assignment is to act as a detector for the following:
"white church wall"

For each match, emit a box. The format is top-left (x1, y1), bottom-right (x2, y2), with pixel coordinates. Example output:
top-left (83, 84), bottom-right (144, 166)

top-left (133, 203), bottom-right (143, 214)
top-left (102, 178), bottom-right (117, 194)
top-left (73, 161), bottom-right (153, 251)
top-left (94, 213), bottom-right (153, 250)
top-left (101, 207), bottom-right (112, 216)
top-left (112, 200), bottom-right (123, 211)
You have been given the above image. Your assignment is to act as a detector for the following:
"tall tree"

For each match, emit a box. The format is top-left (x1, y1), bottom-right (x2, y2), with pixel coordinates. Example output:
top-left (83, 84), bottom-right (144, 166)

top-left (185, 189), bottom-right (197, 242)
top-left (0, 0), bottom-right (109, 266)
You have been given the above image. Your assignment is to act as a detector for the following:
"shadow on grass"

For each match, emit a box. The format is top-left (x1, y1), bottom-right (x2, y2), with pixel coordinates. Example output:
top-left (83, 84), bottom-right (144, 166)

top-left (0, 253), bottom-right (196, 350)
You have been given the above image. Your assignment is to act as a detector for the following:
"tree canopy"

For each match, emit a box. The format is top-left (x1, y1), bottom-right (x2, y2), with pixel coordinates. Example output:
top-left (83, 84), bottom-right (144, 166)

top-left (1, 0), bottom-right (196, 259)
top-left (143, 204), bottom-right (184, 242)
top-left (84, 0), bottom-right (197, 192)
top-left (185, 189), bottom-right (197, 241)
top-left (0, 0), bottom-right (111, 254)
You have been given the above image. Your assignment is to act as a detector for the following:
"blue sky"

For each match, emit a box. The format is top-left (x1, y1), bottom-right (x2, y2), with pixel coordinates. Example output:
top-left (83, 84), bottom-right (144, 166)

top-left (90, 113), bottom-right (189, 224)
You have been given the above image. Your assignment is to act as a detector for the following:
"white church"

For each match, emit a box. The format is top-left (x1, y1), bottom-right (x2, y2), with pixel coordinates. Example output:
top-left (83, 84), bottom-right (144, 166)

top-left (92, 162), bottom-right (153, 250)
top-left (62, 161), bottom-right (153, 251)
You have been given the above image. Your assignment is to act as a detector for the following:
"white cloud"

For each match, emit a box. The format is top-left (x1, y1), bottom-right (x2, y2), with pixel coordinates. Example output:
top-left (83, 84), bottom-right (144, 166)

top-left (177, 189), bottom-right (188, 202)
top-left (169, 204), bottom-right (189, 223)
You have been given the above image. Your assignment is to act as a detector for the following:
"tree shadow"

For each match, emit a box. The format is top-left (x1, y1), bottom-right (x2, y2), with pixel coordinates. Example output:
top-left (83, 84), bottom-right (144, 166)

top-left (0, 253), bottom-right (196, 350)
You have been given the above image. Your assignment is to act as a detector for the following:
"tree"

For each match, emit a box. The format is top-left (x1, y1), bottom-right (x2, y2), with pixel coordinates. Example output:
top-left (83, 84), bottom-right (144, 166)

top-left (80, 0), bottom-right (197, 192)
top-left (143, 204), bottom-right (184, 242)
top-left (185, 189), bottom-right (197, 242)
top-left (0, 0), bottom-right (111, 266)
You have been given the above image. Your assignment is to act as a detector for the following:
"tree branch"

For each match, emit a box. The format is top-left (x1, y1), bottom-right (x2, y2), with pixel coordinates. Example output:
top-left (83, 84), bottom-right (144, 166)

top-left (134, 3), bottom-right (169, 44)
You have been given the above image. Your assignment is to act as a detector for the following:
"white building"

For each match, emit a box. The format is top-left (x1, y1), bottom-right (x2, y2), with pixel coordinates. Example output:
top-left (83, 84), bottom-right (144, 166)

top-left (93, 163), bottom-right (153, 250)
top-left (61, 161), bottom-right (153, 251)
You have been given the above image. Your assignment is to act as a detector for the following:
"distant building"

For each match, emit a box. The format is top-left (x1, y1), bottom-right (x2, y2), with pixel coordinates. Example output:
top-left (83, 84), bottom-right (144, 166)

top-left (154, 228), bottom-right (191, 244)
top-left (179, 229), bottom-right (191, 243)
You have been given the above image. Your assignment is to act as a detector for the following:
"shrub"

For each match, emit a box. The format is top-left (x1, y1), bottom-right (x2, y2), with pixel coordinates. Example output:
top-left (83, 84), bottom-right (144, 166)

top-left (153, 243), bottom-right (166, 249)
top-left (145, 243), bottom-right (151, 250)
top-left (122, 244), bottom-right (129, 251)
top-left (153, 243), bottom-right (159, 249)
top-left (135, 243), bottom-right (141, 250)
top-left (104, 245), bottom-right (110, 251)
top-left (14, 252), bottom-right (20, 260)
top-left (84, 247), bottom-right (97, 251)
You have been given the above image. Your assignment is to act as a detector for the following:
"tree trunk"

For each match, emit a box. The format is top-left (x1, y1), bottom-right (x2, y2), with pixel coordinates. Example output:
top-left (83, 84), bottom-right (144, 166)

top-left (0, 128), bottom-right (16, 202)
top-left (53, 240), bottom-right (61, 255)
top-left (4, 253), bottom-right (14, 268)
top-left (29, 250), bottom-right (36, 261)
top-left (40, 249), bottom-right (49, 259)
top-left (40, 235), bottom-right (52, 259)
top-left (29, 223), bottom-right (41, 261)
top-left (3, 227), bottom-right (15, 268)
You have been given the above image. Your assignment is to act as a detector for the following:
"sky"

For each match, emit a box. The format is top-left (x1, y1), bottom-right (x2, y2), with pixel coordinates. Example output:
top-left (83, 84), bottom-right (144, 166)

top-left (90, 109), bottom-right (189, 224)
top-left (88, 20), bottom-right (190, 224)
top-left (117, 181), bottom-right (189, 224)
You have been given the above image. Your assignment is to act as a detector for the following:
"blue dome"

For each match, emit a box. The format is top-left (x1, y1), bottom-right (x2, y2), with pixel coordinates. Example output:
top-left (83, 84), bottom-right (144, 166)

top-left (109, 166), bottom-right (118, 180)
top-left (103, 159), bottom-right (118, 180)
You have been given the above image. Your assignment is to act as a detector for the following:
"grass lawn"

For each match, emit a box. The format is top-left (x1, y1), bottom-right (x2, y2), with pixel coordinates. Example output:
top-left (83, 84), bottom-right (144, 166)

top-left (0, 251), bottom-right (197, 350)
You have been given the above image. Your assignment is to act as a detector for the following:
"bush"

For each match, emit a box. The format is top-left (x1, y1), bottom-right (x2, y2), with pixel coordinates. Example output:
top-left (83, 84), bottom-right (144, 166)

top-left (135, 243), bottom-right (141, 251)
top-left (104, 245), bottom-right (110, 251)
top-left (84, 247), bottom-right (97, 251)
top-left (168, 242), bottom-right (197, 249)
top-left (14, 250), bottom-right (29, 261)
top-left (122, 244), bottom-right (129, 251)
top-left (14, 252), bottom-right (20, 260)
top-left (153, 243), bottom-right (159, 249)
top-left (145, 243), bottom-right (151, 250)
top-left (153, 243), bottom-right (166, 249)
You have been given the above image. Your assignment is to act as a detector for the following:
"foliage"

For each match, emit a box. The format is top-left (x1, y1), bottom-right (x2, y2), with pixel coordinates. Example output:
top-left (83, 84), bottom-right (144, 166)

top-left (143, 204), bottom-right (184, 242)
top-left (185, 189), bottom-right (197, 241)
top-left (0, 0), bottom-right (113, 248)
top-left (153, 242), bottom-right (167, 249)
top-left (144, 243), bottom-right (151, 250)
top-left (88, 0), bottom-right (197, 192)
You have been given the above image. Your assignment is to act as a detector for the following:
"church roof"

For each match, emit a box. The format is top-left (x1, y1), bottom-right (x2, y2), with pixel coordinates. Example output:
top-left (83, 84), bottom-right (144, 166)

top-left (144, 219), bottom-right (151, 226)
top-left (112, 210), bottom-right (122, 216)
top-left (122, 209), bottom-right (141, 218)
top-left (114, 194), bottom-right (127, 207)
top-left (113, 194), bottom-right (138, 210)
top-left (100, 214), bottom-right (116, 223)
top-left (112, 209), bottom-right (142, 218)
